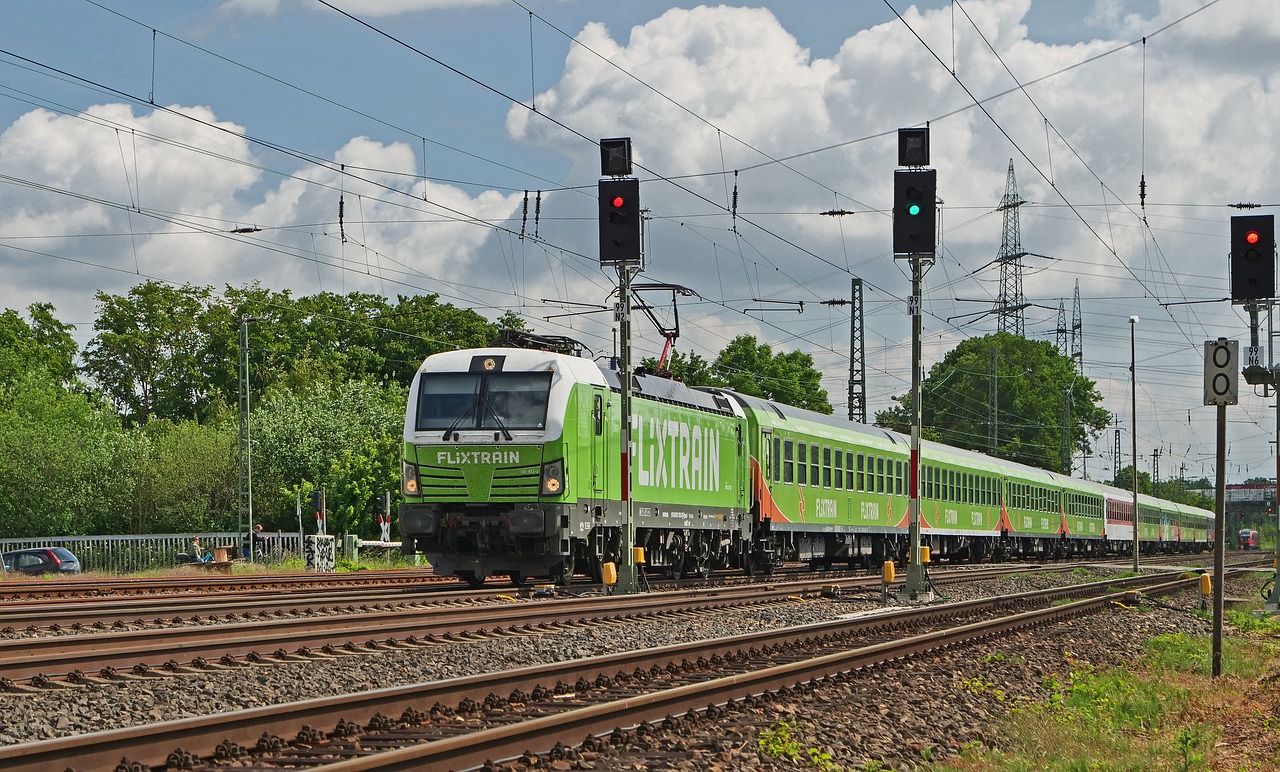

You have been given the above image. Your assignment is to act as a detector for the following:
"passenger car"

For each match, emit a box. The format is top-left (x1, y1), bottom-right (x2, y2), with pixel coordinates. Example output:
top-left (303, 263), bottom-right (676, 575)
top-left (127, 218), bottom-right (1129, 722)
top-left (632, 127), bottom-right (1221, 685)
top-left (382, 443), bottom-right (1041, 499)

top-left (1, 547), bottom-right (82, 575)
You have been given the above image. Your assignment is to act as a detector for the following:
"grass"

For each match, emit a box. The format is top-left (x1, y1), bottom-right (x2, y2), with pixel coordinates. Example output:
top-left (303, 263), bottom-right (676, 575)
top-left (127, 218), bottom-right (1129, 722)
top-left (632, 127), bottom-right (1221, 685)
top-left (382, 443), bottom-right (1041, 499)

top-left (758, 721), bottom-right (843, 771)
top-left (935, 581), bottom-right (1280, 772)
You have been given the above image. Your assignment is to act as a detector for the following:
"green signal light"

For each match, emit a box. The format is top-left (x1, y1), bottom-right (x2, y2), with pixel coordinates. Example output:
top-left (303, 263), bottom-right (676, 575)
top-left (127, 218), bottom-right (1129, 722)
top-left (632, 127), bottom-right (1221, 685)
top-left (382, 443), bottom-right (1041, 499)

top-left (906, 203), bottom-right (921, 216)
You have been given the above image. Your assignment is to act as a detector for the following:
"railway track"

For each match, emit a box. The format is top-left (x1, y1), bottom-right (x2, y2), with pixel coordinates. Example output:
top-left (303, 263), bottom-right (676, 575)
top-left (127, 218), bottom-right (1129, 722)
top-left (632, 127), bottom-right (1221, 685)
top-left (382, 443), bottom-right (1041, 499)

top-left (0, 552), bottom-right (1240, 632)
top-left (3, 559), bottom-right (1219, 688)
top-left (0, 568), bottom-right (1224, 770)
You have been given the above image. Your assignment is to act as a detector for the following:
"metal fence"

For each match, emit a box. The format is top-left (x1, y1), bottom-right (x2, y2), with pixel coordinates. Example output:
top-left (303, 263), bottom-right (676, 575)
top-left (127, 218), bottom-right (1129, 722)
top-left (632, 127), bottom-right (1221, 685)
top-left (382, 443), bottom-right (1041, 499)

top-left (0, 532), bottom-right (304, 573)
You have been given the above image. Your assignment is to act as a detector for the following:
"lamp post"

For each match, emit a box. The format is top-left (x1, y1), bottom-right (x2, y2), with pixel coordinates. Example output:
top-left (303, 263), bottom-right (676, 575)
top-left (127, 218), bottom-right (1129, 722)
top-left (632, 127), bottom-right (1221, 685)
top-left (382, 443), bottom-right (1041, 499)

top-left (1130, 315), bottom-right (1139, 573)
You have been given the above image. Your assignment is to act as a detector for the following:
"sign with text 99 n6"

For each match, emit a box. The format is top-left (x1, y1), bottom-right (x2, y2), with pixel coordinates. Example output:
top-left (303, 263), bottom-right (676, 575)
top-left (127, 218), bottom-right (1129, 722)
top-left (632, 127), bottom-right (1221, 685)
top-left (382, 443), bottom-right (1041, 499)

top-left (1203, 338), bottom-right (1238, 406)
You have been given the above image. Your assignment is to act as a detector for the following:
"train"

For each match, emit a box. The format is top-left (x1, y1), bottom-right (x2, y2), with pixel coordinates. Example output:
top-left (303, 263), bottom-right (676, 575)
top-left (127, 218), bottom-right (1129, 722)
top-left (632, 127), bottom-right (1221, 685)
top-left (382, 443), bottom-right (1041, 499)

top-left (398, 341), bottom-right (1214, 587)
top-left (1238, 528), bottom-right (1259, 550)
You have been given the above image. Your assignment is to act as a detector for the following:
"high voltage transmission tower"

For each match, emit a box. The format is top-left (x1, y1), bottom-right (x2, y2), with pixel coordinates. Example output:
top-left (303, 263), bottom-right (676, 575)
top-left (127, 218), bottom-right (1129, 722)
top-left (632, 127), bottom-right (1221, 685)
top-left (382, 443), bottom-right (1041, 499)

top-left (1055, 280), bottom-right (1084, 373)
top-left (1070, 280), bottom-right (1083, 372)
top-left (996, 160), bottom-right (1029, 336)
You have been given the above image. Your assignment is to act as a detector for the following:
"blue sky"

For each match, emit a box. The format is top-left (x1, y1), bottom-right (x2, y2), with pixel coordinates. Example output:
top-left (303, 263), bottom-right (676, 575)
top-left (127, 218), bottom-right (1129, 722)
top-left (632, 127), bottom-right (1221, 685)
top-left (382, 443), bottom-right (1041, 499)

top-left (1, 0), bottom-right (1277, 484)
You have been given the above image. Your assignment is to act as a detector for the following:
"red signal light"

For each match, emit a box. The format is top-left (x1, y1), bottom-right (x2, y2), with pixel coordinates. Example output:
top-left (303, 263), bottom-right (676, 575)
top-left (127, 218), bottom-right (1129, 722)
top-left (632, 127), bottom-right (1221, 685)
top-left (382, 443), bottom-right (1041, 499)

top-left (611, 196), bottom-right (625, 208)
top-left (1246, 230), bottom-right (1261, 245)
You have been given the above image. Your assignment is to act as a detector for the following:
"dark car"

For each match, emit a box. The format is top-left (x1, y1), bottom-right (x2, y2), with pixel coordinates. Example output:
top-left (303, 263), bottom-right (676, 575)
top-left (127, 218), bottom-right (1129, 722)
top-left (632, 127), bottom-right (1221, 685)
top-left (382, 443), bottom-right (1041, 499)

top-left (1, 547), bottom-right (82, 575)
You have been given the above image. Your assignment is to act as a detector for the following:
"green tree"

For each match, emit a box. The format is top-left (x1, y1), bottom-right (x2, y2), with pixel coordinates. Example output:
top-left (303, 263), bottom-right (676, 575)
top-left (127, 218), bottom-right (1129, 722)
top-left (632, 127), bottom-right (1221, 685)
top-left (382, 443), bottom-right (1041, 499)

top-left (639, 349), bottom-right (716, 385)
top-left (0, 369), bottom-right (130, 537)
top-left (1113, 464), bottom-right (1152, 495)
top-left (0, 303), bottom-right (78, 387)
top-left (710, 335), bottom-right (831, 413)
top-left (250, 377), bottom-right (406, 533)
top-left (876, 332), bottom-right (1111, 473)
top-left (120, 419), bottom-right (237, 535)
top-left (81, 282), bottom-right (215, 425)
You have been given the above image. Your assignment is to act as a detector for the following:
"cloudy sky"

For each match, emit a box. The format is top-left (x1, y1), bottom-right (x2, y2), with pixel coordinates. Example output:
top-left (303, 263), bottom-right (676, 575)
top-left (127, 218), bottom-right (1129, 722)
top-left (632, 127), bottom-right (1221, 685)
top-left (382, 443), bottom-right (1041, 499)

top-left (1, 0), bottom-right (1277, 485)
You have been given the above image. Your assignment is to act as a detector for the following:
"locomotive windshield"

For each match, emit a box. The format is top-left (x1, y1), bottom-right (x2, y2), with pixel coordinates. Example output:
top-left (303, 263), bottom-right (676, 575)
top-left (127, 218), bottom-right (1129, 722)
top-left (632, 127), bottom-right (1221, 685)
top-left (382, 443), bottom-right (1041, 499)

top-left (416, 371), bottom-right (553, 432)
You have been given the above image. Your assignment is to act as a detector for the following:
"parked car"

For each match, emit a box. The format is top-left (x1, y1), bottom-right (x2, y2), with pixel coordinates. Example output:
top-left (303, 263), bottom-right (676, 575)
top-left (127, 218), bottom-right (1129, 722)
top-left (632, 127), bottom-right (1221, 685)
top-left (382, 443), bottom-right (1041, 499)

top-left (1, 547), bottom-right (82, 575)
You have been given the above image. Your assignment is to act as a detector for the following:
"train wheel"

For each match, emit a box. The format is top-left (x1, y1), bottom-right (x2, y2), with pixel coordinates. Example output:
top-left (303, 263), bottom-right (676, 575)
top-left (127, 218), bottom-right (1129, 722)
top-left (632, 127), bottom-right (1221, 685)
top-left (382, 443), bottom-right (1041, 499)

top-left (459, 571), bottom-right (485, 590)
top-left (509, 572), bottom-right (530, 588)
top-left (554, 557), bottom-right (575, 587)
top-left (664, 535), bottom-right (686, 579)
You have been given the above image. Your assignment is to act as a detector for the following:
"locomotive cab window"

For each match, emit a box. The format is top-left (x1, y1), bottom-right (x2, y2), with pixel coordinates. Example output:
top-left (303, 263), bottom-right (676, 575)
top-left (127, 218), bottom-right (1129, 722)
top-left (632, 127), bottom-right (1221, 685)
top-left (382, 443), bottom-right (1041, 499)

top-left (416, 371), bottom-right (553, 432)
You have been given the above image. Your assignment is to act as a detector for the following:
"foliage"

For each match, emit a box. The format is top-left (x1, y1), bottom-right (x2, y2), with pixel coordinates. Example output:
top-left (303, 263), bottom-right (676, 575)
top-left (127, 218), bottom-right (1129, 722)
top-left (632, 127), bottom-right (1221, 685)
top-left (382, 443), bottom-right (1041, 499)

top-left (710, 335), bottom-right (832, 413)
top-left (0, 303), bottom-right (78, 388)
top-left (875, 332), bottom-right (1111, 473)
top-left (250, 377), bottom-right (405, 537)
top-left (0, 369), bottom-right (129, 536)
top-left (639, 348), bottom-right (715, 385)
top-left (80, 280), bottom-right (500, 427)
top-left (81, 282), bottom-right (216, 426)
top-left (757, 721), bottom-right (842, 771)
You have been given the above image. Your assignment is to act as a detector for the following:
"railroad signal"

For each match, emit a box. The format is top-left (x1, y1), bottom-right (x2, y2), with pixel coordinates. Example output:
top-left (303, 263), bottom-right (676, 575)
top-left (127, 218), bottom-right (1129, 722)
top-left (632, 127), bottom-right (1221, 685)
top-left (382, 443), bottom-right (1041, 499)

top-left (600, 137), bottom-right (633, 176)
top-left (1203, 338), bottom-right (1239, 406)
top-left (893, 169), bottom-right (936, 255)
top-left (1230, 214), bottom-right (1275, 302)
top-left (898, 126), bottom-right (929, 167)
top-left (308, 490), bottom-right (322, 512)
top-left (374, 493), bottom-right (387, 512)
top-left (599, 178), bottom-right (641, 265)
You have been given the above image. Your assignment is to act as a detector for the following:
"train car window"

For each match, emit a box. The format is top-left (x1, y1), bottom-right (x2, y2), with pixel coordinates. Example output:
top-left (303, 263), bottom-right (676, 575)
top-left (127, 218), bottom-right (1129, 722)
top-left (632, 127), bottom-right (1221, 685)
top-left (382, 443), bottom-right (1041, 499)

top-left (763, 434), bottom-right (772, 481)
top-left (822, 446), bottom-right (832, 488)
top-left (797, 443), bottom-right (808, 486)
top-left (876, 456), bottom-right (885, 494)
top-left (783, 439), bottom-right (794, 484)
top-left (856, 453), bottom-right (865, 491)
top-left (924, 466), bottom-right (932, 499)
top-left (773, 438), bottom-right (782, 483)
top-left (896, 460), bottom-right (905, 495)
top-left (965, 473), bottom-right (972, 504)
top-left (810, 444), bottom-right (820, 487)
top-left (834, 449), bottom-right (844, 489)
top-left (845, 452), bottom-right (854, 489)
top-left (593, 395), bottom-right (604, 436)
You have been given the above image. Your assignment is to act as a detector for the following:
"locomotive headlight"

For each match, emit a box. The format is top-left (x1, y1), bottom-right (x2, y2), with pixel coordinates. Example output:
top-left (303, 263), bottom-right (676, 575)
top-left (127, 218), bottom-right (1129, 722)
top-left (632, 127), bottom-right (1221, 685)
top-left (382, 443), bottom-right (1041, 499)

top-left (540, 459), bottom-right (565, 497)
top-left (402, 460), bottom-right (420, 496)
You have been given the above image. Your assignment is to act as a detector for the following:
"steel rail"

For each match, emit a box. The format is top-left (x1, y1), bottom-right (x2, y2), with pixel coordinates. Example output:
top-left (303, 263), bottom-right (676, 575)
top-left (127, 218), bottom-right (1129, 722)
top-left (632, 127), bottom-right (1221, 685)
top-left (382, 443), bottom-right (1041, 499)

top-left (319, 574), bottom-right (1204, 771)
top-left (0, 585), bottom-right (804, 684)
top-left (0, 571), bottom-right (1207, 770)
top-left (0, 559), bottom-right (1247, 684)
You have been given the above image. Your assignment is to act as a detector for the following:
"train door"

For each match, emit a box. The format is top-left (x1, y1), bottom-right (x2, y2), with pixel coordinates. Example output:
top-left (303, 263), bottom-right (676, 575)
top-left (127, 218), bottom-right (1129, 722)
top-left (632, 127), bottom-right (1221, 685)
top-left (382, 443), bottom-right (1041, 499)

top-left (590, 389), bottom-right (608, 498)
top-left (761, 428), bottom-right (773, 484)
